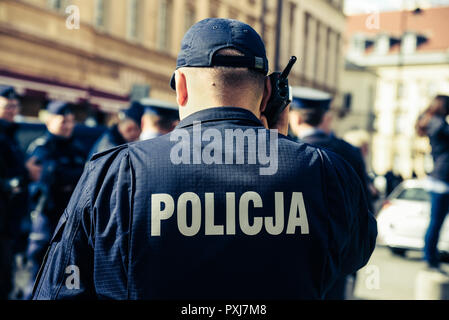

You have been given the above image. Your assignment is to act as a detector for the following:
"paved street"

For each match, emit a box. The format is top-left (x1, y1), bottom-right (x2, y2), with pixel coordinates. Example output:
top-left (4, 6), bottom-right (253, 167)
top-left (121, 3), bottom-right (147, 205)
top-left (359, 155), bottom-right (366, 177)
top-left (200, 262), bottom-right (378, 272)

top-left (353, 246), bottom-right (449, 300)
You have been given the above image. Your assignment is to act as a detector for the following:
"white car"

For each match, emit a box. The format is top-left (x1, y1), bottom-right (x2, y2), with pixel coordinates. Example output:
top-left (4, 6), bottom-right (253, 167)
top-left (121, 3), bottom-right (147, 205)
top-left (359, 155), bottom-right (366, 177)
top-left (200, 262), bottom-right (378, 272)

top-left (376, 179), bottom-right (449, 256)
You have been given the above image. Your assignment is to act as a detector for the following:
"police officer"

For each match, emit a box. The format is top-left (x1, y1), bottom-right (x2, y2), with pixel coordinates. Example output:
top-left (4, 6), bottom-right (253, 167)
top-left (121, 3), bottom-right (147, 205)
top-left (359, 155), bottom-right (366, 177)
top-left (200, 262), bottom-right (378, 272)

top-left (289, 87), bottom-right (373, 211)
top-left (0, 85), bottom-right (41, 299)
top-left (139, 98), bottom-right (179, 141)
top-left (32, 18), bottom-right (377, 300)
top-left (89, 102), bottom-right (144, 158)
top-left (288, 87), bottom-right (373, 299)
top-left (24, 101), bottom-right (86, 298)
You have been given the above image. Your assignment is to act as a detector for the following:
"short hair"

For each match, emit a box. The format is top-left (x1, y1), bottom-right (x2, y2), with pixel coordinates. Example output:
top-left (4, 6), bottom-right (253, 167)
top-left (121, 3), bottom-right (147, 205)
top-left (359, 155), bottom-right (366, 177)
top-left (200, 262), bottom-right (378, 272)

top-left (185, 48), bottom-right (266, 100)
top-left (296, 108), bottom-right (327, 127)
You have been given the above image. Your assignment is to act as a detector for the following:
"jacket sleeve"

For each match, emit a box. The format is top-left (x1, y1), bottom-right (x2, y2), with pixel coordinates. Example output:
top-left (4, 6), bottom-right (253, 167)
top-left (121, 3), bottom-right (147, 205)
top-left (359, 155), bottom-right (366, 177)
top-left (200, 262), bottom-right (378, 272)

top-left (319, 149), bottom-right (377, 277)
top-left (32, 146), bottom-right (131, 300)
top-left (31, 161), bottom-right (96, 299)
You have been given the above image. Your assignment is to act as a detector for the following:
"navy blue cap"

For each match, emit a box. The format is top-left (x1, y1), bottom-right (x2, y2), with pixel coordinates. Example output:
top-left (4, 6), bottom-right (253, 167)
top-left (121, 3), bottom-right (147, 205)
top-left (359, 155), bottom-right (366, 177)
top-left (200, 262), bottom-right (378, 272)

top-left (118, 101), bottom-right (145, 126)
top-left (0, 85), bottom-right (18, 100)
top-left (46, 101), bottom-right (74, 115)
top-left (290, 87), bottom-right (333, 111)
top-left (170, 18), bottom-right (269, 90)
top-left (140, 98), bottom-right (179, 120)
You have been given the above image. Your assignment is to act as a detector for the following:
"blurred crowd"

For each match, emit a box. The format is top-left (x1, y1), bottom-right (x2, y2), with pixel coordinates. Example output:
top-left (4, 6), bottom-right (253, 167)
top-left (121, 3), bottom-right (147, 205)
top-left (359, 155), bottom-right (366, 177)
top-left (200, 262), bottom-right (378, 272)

top-left (0, 85), bottom-right (179, 299)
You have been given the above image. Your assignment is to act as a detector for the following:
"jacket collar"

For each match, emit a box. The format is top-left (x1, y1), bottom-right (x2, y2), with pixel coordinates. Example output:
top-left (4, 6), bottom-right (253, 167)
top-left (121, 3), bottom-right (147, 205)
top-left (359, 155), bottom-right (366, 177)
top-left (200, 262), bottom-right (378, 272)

top-left (176, 107), bottom-right (264, 129)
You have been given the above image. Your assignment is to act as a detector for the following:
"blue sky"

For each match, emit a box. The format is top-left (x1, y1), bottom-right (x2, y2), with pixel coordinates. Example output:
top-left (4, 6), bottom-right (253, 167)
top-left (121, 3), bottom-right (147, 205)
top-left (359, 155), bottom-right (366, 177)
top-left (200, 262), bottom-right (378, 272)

top-left (344, 0), bottom-right (449, 14)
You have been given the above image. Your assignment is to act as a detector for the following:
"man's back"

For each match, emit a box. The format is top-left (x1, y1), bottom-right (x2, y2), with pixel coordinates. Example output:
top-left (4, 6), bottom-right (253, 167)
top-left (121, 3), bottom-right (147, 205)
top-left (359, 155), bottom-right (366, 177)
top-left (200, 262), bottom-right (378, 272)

top-left (32, 107), bottom-right (377, 300)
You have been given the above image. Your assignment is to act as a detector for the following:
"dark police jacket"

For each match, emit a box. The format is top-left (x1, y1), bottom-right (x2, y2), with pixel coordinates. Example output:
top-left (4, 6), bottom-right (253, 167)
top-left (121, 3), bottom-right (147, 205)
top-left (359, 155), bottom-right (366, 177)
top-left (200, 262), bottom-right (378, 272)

top-left (88, 125), bottom-right (126, 160)
top-left (299, 130), bottom-right (373, 213)
top-left (32, 107), bottom-right (377, 300)
top-left (27, 132), bottom-right (86, 231)
top-left (0, 119), bottom-right (28, 237)
top-left (426, 116), bottom-right (449, 184)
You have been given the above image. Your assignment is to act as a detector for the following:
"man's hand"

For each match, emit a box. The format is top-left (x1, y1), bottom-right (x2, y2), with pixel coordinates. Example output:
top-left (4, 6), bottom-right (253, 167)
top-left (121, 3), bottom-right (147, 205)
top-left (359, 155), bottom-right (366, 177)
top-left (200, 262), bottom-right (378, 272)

top-left (260, 105), bottom-right (290, 136)
top-left (26, 157), bottom-right (42, 182)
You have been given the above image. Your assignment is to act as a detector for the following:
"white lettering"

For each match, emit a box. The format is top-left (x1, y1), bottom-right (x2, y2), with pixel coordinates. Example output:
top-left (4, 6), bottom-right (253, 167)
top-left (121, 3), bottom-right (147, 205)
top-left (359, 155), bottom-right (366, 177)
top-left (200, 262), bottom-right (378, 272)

top-left (150, 192), bottom-right (310, 237)
top-left (265, 192), bottom-right (284, 235)
top-left (286, 192), bottom-right (309, 234)
top-left (177, 192), bottom-right (202, 236)
top-left (205, 193), bottom-right (224, 235)
top-left (170, 123), bottom-right (279, 176)
top-left (65, 265), bottom-right (80, 290)
top-left (65, 5), bottom-right (80, 30)
top-left (151, 194), bottom-right (175, 236)
top-left (239, 192), bottom-right (263, 236)
top-left (202, 128), bottom-right (222, 164)
top-left (226, 192), bottom-right (236, 235)
top-left (170, 129), bottom-right (191, 164)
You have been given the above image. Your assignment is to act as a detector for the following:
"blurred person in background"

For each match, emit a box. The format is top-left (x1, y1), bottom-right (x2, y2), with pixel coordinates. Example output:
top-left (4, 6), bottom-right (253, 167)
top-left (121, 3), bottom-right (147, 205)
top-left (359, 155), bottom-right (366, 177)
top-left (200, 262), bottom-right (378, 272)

top-left (344, 129), bottom-right (380, 206)
top-left (0, 85), bottom-right (41, 299)
top-left (384, 170), bottom-right (403, 196)
top-left (289, 88), bottom-right (373, 300)
top-left (140, 102), bottom-right (179, 141)
top-left (24, 101), bottom-right (86, 299)
top-left (416, 95), bottom-right (449, 271)
top-left (89, 102), bottom-right (144, 158)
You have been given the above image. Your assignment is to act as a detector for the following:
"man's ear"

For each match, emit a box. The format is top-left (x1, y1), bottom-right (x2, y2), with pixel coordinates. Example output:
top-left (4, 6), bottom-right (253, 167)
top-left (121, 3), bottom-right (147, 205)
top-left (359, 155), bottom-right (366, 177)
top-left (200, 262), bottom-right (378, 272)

top-left (259, 76), bottom-right (272, 114)
top-left (175, 70), bottom-right (188, 107)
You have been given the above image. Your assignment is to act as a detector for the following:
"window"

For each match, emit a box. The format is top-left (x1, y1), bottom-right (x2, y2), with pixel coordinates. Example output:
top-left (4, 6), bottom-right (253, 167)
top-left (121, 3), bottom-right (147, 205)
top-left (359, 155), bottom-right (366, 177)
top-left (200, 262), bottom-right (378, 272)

top-left (334, 33), bottom-right (341, 85)
top-left (287, 2), bottom-right (296, 57)
top-left (302, 12), bottom-right (310, 74)
top-left (343, 93), bottom-right (352, 111)
top-left (127, 0), bottom-right (143, 40)
top-left (324, 26), bottom-right (331, 81)
top-left (94, 0), bottom-right (110, 30)
top-left (48, 0), bottom-right (69, 12)
top-left (157, 0), bottom-right (173, 51)
top-left (396, 188), bottom-right (430, 202)
top-left (351, 35), bottom-right (366, 55)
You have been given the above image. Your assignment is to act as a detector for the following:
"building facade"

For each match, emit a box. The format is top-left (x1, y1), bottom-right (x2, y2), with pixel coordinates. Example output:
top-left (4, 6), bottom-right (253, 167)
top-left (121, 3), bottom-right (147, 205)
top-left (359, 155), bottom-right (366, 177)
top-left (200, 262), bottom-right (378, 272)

top-left (0, 0), bottom-right (346, 123)
top-left (277, 0), bottom-right (346, 100)
top-left (345, 7), bottom-right (449, 178)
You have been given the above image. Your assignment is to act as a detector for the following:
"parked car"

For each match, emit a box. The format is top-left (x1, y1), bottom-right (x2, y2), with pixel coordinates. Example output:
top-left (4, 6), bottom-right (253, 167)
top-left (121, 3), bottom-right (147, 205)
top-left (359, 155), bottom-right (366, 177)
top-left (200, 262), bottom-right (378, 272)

top-left (376, 179), bottom-right (449, 256)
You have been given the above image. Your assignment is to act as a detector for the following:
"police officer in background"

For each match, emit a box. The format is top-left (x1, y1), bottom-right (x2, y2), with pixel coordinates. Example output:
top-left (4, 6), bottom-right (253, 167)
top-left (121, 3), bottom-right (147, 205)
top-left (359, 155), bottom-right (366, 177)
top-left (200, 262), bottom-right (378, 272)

top-left (88, 102), bottom-right (144, 158)
top-left (0, 85), bottom-right (41, 299)
top-left (289, 87), bottom-right (373, 212)
top-left (24, 101), bottom-right (86, 298)
top-left (32, 18), bottom-right (376, 300)
top-left (139, 99), bottom-right (179, 141)
top-left (288, 87), bottom-right (373, 299)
